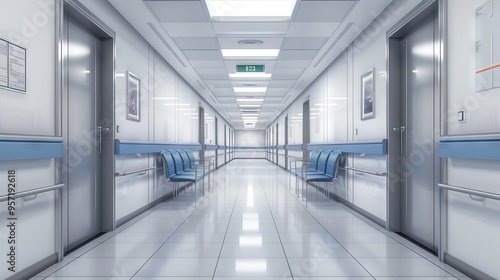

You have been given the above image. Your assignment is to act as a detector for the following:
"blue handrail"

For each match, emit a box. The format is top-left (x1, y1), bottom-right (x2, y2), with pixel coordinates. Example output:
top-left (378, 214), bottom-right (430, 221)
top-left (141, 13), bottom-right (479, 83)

top-left (439, 137), bottom-right (500, 161)
top-left (0, 137), bottom-right (64, 161)
top-left (115, 140), bottom-right (201, 155)
top-left (308, 139), bottom-right (388, 155)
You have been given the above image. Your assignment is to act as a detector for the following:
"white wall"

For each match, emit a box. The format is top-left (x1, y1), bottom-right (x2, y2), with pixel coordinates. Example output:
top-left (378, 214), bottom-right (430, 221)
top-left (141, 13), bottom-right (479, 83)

top-left (234, 130), bottom-right (265, 158)
top-left (445, 1), bottom-right (500, 278)
top-left (78, 0), bottom-right (234, 220)
top-left (0, 1), bottom-right (58, 278)
top-left (268, 0), bottom-right (423, 222)
top-left (447, 0), bottom-right (500, 135)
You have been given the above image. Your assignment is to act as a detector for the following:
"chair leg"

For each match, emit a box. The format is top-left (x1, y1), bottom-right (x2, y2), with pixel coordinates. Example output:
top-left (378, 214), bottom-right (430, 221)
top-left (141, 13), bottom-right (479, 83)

top-left (194, 182), bottom-right (197, 207)
top-left (305, 181), bottom-right (308, 207)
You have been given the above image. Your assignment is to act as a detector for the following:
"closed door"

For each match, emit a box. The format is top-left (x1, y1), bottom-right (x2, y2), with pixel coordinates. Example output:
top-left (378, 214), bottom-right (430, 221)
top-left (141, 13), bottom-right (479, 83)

top-left (399, 13), bottom-right (437, 250)
top-left (65, 15), bottom-right (102, 250)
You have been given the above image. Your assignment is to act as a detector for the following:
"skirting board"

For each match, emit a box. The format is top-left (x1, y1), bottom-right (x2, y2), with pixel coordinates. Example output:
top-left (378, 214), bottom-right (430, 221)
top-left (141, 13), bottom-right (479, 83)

top-left (444, 253), bottom-right (495, 280)
top-left (304, 182), bottom-right (387, 228)
top-left (6, 253), bottom-right (58, 280)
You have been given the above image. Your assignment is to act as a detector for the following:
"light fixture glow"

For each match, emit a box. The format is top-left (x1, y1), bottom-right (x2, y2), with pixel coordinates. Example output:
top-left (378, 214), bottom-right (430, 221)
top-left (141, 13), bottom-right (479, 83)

top-left (222, 49), bottom-right (279, 58)
top-left (206, 0), bottom-right (297, 22)
top-left (241, 113), bottom-right (259, 116)
top-left (230, 73), bottom-right (272, 79)
top-left (235, 259), bottom-right (267, 272)
top-left (237, 98), bottom-right (264, 102)
top-left (153, 97), bottom-right (178, 100)
top-left (239, 104), bottom-right (261, 108)
top-left (165, 103), bottom-right (190, 106)
top-left (233, 87), bottom-right (267, 93)
top-left (239, 235), bottom-right (263, 247)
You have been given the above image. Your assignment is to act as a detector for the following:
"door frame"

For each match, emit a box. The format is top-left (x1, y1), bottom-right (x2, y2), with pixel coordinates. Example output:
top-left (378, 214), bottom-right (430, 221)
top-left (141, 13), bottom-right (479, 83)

top-left (58, 0), bottom-right (116, 255)
top-left (302, 99), bottom-right (311, 162)
top-left (386, 0), bottom-right (445, 253)
top-left (198, 104), bottom-right (205, 162)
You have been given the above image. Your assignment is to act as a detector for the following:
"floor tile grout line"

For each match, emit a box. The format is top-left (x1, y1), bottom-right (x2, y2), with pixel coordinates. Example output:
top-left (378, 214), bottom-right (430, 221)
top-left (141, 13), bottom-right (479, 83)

top-left (274, 160), bottom-right (458, 278)
top-left (258, 160), bottom-right (296, 280)
top-left (272, 162), bottom-right (376, 279)
top-left (212, 160), bottom-right (245, 280)
top-left (125, 165), bottom-right (220, 279)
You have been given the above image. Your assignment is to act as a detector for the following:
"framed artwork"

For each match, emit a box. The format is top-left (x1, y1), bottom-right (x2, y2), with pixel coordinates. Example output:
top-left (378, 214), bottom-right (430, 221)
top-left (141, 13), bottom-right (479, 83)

top-left (361, 68), bottom-right (375, 120)
top-left (126, 71), bottom-right (140, 122)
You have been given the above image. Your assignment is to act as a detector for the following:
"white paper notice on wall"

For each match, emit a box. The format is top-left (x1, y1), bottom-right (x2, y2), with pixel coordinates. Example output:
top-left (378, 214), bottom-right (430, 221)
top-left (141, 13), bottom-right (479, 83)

top-left (476, 0), bottom-right (500, 92)
top-left (8, 44), bottom-right (26, 92)
top-left (0, 37), bottom-right (26, 92)
top-left (0, 39), bottom-right (7, 88)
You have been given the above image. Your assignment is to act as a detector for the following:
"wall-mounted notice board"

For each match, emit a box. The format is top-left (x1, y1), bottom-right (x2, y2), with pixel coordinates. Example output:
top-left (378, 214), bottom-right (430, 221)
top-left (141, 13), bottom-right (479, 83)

top-left (0, 37), bottom-right (26, 92)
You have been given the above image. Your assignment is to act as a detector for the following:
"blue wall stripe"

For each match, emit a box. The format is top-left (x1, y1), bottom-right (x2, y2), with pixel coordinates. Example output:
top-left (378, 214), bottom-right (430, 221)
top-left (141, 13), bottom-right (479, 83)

top-left (439, 139), bottom-right (500, 161)
top-left (234, 146), bottom-right (266, 150)
top-left (115, 140), bottom-right (201, 155)
top-left (0, 139), bottom-right (64, 161)
top-left (286, 144), bottom-right (303, 151)
top-left (205, 145), bottom-right (218, 150)
top-left (308, 139), bottom-right (388, 155)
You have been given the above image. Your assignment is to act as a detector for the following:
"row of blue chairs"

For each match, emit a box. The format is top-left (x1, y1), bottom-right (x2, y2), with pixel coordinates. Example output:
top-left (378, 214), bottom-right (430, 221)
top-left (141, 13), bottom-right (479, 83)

top-left (290, 150), bottom-right (342, 206)
top-left (160, 149), bottom-right (212, 206)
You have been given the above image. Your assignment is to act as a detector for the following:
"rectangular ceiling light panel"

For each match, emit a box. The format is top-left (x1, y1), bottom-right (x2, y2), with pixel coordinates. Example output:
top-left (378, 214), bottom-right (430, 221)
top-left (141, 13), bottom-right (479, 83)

top-left (206, 0), bottom-right (297, 21)
top-left (233, 87), bottom-right (267, 93)
top-left (222, 49), bottom-right (280, 59)
top-left (229, 73), bottom-right (272, 79)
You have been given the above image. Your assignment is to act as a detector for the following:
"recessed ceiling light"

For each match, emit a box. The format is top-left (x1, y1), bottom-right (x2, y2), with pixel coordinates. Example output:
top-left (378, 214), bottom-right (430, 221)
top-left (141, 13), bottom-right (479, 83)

top-left (206, 0), bottom-right (297, 21)
top-left (234, 87), bottom-right (267, 93)
top-left (221, 49), bottom-right (279, 58)
top-left (153, 97), bottom-right (178, 100)
top-left (237, 98), bottom-right (264, 102)
top-left (239, 104), bottom-right (261, 107)
top-left (229, 73), bottom-right (272, 79)
top-left (241, 113), bottom-right (259, 116)
top-left (238, 39), bottom-right (263, 45)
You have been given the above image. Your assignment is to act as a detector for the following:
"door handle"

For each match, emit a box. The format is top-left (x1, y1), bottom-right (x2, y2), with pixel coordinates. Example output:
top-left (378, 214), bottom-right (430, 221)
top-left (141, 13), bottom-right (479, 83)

top-left (97, 126), bottom-right (110, 154)
top-left (97, 126), bottom-right (103, 154)
top-left (393, 126), bottom-right (405, 154)
top-left (400, 126), bottom-right (406, 154)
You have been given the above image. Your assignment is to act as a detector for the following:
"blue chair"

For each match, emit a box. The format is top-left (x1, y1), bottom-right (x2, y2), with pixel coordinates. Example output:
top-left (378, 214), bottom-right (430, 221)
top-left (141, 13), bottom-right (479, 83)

top-left (304, 150), bottom-right (342, 206)
top-left (289, 150), bottom-right (322, 194)
top-left (183, 149), bottom-right (214, 191)
top-left (160, 150), bottom-right (204, 206)
top-left (177, 149), bottom-right (211, 195)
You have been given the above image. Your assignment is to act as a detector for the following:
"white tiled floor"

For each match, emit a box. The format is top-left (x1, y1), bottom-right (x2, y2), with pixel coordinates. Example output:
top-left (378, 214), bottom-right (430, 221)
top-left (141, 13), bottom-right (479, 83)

top-left (32, 159), bottom-right (471, 280)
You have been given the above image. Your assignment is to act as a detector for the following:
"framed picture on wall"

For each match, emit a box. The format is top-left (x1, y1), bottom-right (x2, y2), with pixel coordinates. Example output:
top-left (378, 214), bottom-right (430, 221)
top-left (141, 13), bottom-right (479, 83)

top-left (126, 71), bottom-right (140, 122)
top-left (361, 68), bottom-right (375, 120)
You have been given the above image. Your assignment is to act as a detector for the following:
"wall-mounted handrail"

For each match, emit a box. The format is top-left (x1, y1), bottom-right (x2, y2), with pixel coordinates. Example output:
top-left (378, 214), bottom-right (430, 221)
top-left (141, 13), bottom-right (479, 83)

top-left (340, 166), bottom-right (387, 177)
top-left (115, 166), bottom-right (162, 177)
top-left (308, 139), bottom-right (388, 155)
top-left (115, 139), bottom-right (201, 155)
top-left (0, 136), bottom-right (64, 161)
top-left (288, 155), bottom-right (302, 160)
top-left (439, 137), bottom-right (500, 161)
top-left (0, 184), bottom-right (65, 202)
top-left (438, 183), bottom-right (500, 201)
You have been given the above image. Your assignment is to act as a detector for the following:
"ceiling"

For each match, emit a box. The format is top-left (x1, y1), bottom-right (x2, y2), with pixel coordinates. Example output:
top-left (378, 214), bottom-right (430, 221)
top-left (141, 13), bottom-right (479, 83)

top-left (108, 0), bottom-right (393, 130)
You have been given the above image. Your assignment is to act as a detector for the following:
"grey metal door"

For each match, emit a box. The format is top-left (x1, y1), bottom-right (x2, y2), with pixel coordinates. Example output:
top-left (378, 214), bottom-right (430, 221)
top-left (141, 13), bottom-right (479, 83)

top-left (399, 14), bottom-right (437, 250)
top-left (66, 15), bottom-right (102, 250)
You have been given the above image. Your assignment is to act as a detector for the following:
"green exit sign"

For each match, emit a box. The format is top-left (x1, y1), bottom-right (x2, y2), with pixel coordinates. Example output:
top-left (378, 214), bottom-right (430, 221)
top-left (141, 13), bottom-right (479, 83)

top-left (237, 65), bottom-right (265, 73)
